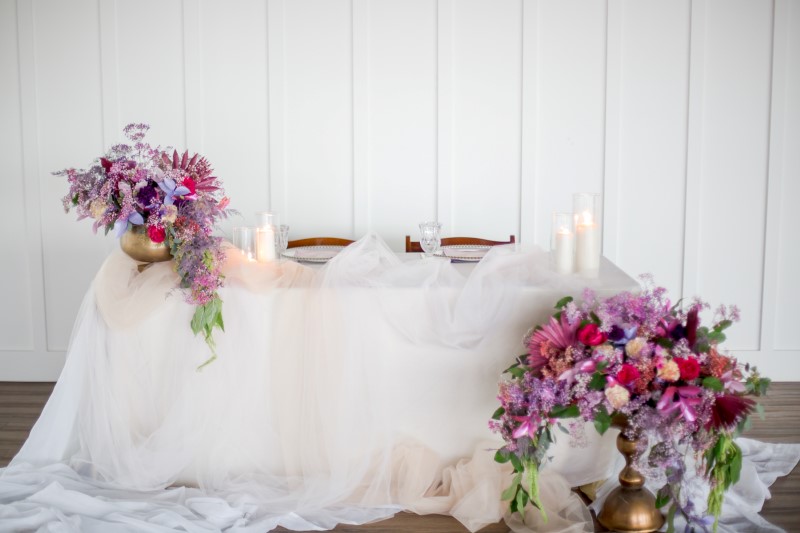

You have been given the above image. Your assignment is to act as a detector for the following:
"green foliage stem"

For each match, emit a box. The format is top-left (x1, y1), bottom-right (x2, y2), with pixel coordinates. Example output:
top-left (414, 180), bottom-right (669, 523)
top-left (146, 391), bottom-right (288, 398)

top-left (705, 434), bottom-right (743, 532)
top-left (191, 295), bottom-right (225, 370)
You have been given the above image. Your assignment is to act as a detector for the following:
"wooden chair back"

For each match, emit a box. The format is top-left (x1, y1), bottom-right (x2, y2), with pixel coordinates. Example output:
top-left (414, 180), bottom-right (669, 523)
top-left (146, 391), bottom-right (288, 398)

top-left (287, 237), bottom-right (355, 249)
top-left (404, 235), bottom-right (516, 253)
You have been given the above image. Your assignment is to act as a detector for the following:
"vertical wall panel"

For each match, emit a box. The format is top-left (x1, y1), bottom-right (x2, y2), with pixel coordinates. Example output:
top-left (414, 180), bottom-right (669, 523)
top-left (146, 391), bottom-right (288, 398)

top-left (283, 0), bottom-right (353, 238)
top-left (534, 0), bottom-right (607, 246)
top-left (773, 0), bottom-right (800, 351)
top-left (519, 0), bottom-right (538, 245)
top-left (697, 0), bottom-right (773, 350)
top-left (450, 0), bottom-right (522, 240)
top-left (200, 0), bottom-right (269, 236)
top-left (367, 0), bottom-right (437, 250)
top-left (0, 0), bottom-right (34, 350)
top-left (34, 0), bottom-right (111, 351)
top-left (609, 0), bottom-right (691, 298)
top-left (116, 0), bottom-right (186, 147)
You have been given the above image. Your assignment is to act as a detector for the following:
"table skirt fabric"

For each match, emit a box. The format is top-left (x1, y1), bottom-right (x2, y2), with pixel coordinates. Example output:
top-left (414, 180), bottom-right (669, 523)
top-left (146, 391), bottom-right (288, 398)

top-left (1, 233), bottom-right (797, 532)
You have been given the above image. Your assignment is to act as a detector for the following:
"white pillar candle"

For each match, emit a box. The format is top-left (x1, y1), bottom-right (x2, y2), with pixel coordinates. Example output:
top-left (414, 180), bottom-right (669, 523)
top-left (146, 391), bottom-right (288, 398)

top-left (554, 227), bottom-right (575, 274)
top-left (256, 226), bottom-right (276, 262)
top-left (575, 210), bottom-right (600, 273)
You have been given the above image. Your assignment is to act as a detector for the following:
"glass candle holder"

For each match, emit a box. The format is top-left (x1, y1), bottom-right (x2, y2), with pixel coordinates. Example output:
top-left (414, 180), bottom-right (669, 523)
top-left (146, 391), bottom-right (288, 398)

top-left (551, 212), bottom-right (575, 274)
top-left (233, 226), bottom-right (257, 261)
top-left (255, 211), bottom-right (277, 262)
top-left (573, 193), bottom-right (601, 275)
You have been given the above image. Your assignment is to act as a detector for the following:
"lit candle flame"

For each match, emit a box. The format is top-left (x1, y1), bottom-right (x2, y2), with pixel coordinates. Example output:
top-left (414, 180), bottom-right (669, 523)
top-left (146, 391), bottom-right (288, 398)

top-left (581, 210), bottom-right (593, 225)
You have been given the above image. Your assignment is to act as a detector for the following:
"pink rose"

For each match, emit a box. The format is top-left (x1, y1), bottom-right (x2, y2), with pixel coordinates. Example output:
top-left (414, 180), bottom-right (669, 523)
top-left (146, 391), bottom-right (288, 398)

top-left (578, 324), bottom-right (608, 347)
top-left (616, 364), bottom-right (641, 386)
top-left (148, 225), bottom-right (166, 244)
top-left (674, 357), bottom-right (701, 381)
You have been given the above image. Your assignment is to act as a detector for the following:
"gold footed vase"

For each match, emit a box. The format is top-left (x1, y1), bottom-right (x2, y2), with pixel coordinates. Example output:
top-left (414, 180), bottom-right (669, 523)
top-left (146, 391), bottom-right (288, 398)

top-left (597, 418), bottom-right (665, 533)
top-left (120, 225), bottom-right (172, 265)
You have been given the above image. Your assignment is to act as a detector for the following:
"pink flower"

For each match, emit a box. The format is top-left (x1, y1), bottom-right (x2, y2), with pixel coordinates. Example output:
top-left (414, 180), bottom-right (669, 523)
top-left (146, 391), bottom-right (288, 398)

top-left (616, 364), bottom-right (640, 386)
top-left (181, 176), bottom-right (197, 196)
top-left (528, 315), bottom-right (579, 360)
top-left (148, 225), bottom-right (166, 243)
top-left (578, 324), bottom-right (607, 346)
top-left (674, 357), bottom-right (701, 381)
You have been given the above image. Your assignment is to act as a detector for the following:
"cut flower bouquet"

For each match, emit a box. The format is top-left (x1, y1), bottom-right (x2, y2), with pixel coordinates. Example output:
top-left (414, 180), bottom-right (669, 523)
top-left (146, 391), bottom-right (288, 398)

top-left (57, 124), bottom-right (232, 367)
top-left (489, 277), bottom-right (770, 531)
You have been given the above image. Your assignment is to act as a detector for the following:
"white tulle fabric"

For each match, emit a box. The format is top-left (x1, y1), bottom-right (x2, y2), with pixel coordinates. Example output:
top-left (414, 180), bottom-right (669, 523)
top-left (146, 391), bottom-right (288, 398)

top-left (1, 233), bottom-right (797, 532)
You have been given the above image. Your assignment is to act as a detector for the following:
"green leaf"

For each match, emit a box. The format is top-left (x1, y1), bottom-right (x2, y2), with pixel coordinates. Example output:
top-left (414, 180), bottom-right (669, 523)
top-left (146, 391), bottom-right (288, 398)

top-left (729, 442), bottom-right (743, 486)
top-left (655, 484), bottom-right (671, 508)
top-left (515, 486), bottom-right (529, 511)
top-left (557, 423), bottom-right (569, 435)
top-left (590, 312), bottom-right (601, 324)
top-left (702, 376), bottom-right (724, 392)
top-left (190, 305), bottom-right (205, 336)
top-left (501, 473), bottom-right (521, 501)
top-left (492, 407), bottom-right (506, 420)
top-left (508, 366), bottom-right (526, 379)
top-left (595, 360), bottom-right (610, 372)
top-left (509, 452), bottom-right (524, 473)
top-left (695, 340), bottom-right (711, 354)
top-left (655, 337), bottom-right (674, 349)
top-left (554, 296), bottom-right (573, 309)
top-left (588, 371), bottom-right (606, 391)
top-left (549, 404), bottom-right (579, 419)
top-left (494, 448), bottom-right (511, 464)
top-left (716, 319), bottom-right (733, 331)
top-left (593, 405), bottom-right (611, 435)
top-left (708, 331), bottom-right (727, 344)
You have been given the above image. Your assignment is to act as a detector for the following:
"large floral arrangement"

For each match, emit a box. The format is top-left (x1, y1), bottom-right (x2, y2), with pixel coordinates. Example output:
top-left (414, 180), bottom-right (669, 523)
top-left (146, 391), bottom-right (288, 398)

top-left (57, 124), bottom-right (232, 367)
top-left (489, 278), bottom-right (770, 531)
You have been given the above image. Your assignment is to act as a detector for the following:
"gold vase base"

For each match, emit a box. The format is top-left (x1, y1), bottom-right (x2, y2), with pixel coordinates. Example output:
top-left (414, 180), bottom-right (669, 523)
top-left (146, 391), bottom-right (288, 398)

top-left (597, 486), bottom-right (665, 533)
top-left (120, 226), bottom-right (172, 264)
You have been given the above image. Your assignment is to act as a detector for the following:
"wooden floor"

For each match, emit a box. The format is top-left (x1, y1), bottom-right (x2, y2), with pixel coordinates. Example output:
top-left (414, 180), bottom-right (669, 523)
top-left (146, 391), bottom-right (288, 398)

top-left (1, 382), bottom-right (798, 532)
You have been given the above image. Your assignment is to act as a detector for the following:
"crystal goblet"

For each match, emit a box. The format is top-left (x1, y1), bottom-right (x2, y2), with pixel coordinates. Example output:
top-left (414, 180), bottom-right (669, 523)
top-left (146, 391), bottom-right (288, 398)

top-left (419, 221), bottom-right (442, 258)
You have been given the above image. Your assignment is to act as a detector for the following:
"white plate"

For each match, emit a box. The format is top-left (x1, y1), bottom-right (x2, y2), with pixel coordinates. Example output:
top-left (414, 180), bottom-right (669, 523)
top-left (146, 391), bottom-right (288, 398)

top-left (281, 246), bottom-right (345, 263)
top-left (433, 245), bottom-right (491, 262)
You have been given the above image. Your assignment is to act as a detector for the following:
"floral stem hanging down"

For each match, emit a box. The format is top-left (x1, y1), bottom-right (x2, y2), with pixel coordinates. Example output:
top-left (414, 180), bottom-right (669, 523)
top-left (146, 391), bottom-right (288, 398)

top-left (489, 277), bottom-right (771, 532)
top-left (57, 124), bottom-right (233, 369)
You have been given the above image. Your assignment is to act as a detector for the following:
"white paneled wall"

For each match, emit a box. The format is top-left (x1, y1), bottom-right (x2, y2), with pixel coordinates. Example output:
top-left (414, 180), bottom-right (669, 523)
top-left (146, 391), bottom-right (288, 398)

top-left (0, 0), bottom-right (798, 380)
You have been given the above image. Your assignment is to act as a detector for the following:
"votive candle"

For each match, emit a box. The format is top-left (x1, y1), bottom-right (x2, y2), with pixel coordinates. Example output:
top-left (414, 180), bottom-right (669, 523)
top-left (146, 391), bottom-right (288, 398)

top-left (551, 212), bottom-right (575, 274)
top-left (256, 226), bottom-right (276, 262)
top-left (575, 210), bottom-right (600, 273)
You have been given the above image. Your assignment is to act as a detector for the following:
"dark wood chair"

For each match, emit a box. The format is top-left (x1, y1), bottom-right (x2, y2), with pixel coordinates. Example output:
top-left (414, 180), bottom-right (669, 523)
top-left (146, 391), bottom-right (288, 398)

top-left (287, 237), bottom-right (355, 249)
top-left (404, 235), bottom-right (516, 253)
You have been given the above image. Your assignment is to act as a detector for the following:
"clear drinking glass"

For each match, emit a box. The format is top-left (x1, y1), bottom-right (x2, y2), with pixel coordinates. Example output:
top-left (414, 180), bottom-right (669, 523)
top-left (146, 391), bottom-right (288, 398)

top-left (232, 226), bottom-right (257, 261)
top-left (419, 221), bottom-right (442, 257)
top-left (277, 224), bottom-right (290, 256)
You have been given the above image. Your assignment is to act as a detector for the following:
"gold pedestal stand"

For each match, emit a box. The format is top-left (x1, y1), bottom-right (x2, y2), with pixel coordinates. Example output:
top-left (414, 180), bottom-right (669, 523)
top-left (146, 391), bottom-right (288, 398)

top-left (597, 424), bottom-right (665, 533)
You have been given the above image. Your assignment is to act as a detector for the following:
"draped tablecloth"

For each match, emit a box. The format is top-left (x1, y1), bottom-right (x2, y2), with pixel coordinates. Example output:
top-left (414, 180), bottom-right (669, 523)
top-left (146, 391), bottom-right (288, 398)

top-left (1, 233), bottom-right (798, 533)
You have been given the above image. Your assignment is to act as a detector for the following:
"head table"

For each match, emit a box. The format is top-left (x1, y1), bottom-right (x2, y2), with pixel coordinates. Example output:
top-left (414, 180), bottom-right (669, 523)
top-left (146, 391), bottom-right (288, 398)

top-left (1, 234), bottom-right (797, 532)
